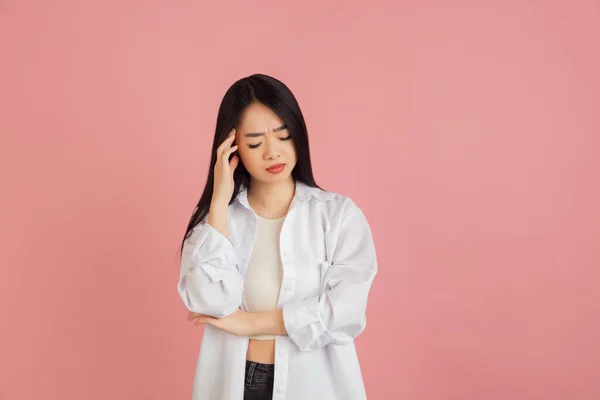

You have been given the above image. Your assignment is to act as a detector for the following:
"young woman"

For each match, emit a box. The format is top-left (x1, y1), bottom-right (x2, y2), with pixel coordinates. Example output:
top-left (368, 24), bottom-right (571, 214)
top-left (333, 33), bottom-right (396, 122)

top-left (178, 74), bottom-right (378, 400)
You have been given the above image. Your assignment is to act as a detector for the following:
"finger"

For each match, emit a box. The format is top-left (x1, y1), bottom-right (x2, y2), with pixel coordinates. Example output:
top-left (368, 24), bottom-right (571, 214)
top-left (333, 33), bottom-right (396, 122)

top-left (223, 145), bottom-right (238, 159)
top-left (188, 312), bottom-right (201, 321)
top-left (222, 135), bottom-right (236, 156)
top-left (194, 316), bottom-right (215, 325)
top-left (217, 129), bottom-right (236, 155)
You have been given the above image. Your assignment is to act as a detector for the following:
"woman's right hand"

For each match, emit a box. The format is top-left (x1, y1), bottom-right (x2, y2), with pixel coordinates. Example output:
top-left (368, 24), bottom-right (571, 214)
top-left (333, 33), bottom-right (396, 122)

top-left (212, 129), bottom-right (239, 206)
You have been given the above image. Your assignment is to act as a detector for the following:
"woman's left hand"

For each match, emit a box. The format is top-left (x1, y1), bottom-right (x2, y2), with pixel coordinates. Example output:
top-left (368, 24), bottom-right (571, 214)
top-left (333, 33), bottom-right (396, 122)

top-left (188, 309), bottom-right (256, 336)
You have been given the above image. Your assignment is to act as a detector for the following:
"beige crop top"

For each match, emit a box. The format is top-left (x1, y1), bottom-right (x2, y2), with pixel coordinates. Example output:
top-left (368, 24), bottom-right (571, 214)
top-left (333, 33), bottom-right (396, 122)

top-left (242, 213), bottom-right (285, 340)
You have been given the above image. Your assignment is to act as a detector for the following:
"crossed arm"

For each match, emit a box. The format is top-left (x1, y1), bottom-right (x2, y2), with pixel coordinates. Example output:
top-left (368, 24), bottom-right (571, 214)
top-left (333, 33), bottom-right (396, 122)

top-left (177, 199), bottom-right (377, 351)
top-left (188, 308), bottom-right (286, 337)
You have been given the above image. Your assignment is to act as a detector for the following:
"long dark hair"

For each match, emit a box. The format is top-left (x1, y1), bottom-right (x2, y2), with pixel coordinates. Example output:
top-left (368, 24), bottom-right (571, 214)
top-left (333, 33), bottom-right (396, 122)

top-left (178, 73), bottom-right (322, 258)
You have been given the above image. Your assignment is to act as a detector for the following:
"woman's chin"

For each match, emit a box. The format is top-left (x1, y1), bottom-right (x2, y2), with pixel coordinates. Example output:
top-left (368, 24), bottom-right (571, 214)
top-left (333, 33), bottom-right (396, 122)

top-left (253, 170), bottom-right (292, 184)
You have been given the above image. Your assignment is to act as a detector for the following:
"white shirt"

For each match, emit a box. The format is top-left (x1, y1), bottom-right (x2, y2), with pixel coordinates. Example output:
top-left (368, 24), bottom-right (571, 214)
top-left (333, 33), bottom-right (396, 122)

top-left (242, 214), bottom-right (285, 340)
top-left (177, 181), bottom-right (378, 399)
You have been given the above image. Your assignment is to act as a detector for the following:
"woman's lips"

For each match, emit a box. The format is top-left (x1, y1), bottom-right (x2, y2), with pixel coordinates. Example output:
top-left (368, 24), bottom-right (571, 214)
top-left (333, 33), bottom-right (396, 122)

top-left (266, 163), bottom-right (286, 174)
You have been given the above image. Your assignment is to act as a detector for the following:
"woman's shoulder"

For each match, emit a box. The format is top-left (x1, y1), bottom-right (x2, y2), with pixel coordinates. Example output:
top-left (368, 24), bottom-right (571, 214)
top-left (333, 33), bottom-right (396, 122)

top-left (304, 185), bottom-right (364, 219)
top-left (303, 184), bottom-right (346, 205)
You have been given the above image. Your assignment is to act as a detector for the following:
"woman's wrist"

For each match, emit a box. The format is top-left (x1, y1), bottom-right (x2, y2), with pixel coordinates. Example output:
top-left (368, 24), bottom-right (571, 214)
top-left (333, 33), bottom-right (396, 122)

top-left (207, 201), bottom-right (230, 238)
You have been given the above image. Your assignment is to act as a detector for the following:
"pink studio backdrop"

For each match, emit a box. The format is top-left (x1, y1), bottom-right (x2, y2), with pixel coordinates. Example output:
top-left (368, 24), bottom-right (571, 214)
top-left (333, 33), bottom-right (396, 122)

top-left (1, 1), bottom-right (599, 399)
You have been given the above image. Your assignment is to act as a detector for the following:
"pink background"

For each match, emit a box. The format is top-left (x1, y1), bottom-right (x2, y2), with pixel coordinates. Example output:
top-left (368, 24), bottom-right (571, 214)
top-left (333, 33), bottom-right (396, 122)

top-left (1, 1), bottom-right (599, 399)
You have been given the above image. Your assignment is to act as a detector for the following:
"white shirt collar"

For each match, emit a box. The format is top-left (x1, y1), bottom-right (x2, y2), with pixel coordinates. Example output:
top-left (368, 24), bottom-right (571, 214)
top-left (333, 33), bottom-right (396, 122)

top-left (234, 180), bottom-right (326, 210)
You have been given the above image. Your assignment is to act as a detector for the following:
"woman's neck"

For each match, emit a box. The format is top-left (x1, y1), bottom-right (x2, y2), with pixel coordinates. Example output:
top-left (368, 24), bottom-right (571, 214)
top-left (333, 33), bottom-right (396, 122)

top-left (247, 178), bottom-right (295, 218)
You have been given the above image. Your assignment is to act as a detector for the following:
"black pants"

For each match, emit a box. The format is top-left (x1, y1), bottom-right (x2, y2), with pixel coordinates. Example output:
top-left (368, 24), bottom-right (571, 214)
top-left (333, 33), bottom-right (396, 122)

top-left (244, 360), bottom-right (275, 400)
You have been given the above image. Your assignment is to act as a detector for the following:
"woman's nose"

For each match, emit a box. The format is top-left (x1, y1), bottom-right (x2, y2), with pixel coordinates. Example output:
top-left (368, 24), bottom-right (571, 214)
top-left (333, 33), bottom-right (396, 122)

top-left (263, 135), bottom-right (281, 159)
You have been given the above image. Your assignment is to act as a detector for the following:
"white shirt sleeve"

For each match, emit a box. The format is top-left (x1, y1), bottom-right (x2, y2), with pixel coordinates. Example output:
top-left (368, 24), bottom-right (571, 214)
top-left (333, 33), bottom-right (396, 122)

top-left (177, 221), bottom-right (243, 318)
top-left (282, 198), bottom-right (378, 351)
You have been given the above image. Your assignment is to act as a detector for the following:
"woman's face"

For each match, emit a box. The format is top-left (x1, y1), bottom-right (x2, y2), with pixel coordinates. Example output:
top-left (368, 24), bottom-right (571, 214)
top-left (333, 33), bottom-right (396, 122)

top-left (235, 102), bottom-right (297, 184)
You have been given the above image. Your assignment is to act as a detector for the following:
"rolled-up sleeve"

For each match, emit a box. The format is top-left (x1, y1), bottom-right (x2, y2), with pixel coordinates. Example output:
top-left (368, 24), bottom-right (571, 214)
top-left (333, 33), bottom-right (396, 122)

top-left (177, 221), bottom-right (243, 318)
top-left (282, 199), bottom-right (378, 351)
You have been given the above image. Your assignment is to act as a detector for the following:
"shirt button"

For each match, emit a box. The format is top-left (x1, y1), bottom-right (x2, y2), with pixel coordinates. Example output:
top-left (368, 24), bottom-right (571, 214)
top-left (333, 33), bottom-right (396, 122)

top-left (278, 350), bottom-right (286, 356)
top-left (284, 286), bottom-right (293, 292)
top-left (276, 389), bottom-right (285, 395)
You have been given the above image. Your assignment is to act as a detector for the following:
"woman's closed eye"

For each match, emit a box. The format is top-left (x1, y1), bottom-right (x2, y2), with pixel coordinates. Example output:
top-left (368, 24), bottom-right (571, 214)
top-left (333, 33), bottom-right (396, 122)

top-left (248, 135), bottom-right (293, 149)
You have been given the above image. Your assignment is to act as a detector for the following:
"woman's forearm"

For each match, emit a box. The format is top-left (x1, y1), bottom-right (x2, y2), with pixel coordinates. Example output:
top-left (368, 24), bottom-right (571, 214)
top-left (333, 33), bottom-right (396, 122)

top-left (252, 308), bottom-right (288, 336)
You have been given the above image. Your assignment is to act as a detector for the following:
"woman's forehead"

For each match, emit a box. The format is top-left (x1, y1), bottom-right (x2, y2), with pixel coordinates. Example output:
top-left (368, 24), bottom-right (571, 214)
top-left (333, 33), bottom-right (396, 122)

top-left (239, 105), bottom-right (284, 130)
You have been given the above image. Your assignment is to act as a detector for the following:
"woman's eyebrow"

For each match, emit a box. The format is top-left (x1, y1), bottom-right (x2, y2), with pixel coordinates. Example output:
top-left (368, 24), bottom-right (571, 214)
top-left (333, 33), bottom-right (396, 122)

top-left (244, 124), bottom-right (287, 137)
